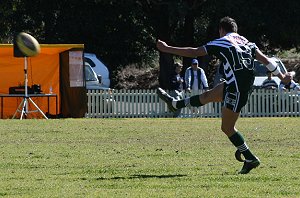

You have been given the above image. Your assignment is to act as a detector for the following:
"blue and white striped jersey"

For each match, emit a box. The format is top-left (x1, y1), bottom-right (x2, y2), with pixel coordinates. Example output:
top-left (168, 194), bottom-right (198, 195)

top-left (204, 33), bottom-right (257, 92)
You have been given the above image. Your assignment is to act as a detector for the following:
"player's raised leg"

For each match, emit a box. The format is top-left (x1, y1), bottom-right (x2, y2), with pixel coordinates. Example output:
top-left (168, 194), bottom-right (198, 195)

top-left (157, 82), bottom-right (224, 112)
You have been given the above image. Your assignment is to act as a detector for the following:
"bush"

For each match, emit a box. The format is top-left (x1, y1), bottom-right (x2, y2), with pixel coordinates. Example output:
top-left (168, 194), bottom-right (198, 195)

top-left (112, 64), bottom-right (159, 89)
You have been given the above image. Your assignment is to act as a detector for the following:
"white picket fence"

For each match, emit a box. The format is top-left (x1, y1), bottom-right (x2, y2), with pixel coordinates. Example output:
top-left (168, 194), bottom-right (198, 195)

top-left (85, 89), bottom-right (300, 118)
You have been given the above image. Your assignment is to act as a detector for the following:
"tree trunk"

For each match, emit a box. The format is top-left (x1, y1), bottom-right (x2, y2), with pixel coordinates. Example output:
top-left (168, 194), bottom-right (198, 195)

top-left (153, 3), bottom-right (174, 90)
top-left (182, 11), bottom-right (195, 73)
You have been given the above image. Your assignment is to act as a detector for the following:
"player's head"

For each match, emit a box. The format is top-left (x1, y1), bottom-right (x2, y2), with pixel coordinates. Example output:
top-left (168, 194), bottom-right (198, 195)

top-left (219, 16), bottom-right (238, 36)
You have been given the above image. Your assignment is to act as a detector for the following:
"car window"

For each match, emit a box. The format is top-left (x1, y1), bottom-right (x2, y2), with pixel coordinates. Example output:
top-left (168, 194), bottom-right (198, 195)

top-left (254, 58), bottom-right (287, 77)
top-left (84, 57), bottom-right (96, 68)
top-left (85, 65), bottom-right (98, 81)
top-left (254, 61), bottom-right (267, 77)
top-left (275, 60), bottom-right (287, 74)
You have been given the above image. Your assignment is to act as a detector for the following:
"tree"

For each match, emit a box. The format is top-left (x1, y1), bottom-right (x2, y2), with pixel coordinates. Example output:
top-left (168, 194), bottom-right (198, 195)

top-left (0, 0), bottom-right (158, 70)
top-left (141, 0), bottom-right (208, 89)
top-left (1, 0), bottom-right (300, 89)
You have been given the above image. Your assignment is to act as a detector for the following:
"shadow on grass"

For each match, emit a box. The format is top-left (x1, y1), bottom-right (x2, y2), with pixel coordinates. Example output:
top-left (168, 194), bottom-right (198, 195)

top-left (94, 174), bottom-right (187, 180)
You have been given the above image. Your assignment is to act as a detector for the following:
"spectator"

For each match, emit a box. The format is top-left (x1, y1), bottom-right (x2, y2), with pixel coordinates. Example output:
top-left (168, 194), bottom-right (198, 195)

top-left (261, 71), bottom-right (278, 89)
top-left (185, 59), bottom-right (208, 93)
top-left (279, 80), bottom-right (300, 91)
top-left (169, 62), bottom-right (184, 117)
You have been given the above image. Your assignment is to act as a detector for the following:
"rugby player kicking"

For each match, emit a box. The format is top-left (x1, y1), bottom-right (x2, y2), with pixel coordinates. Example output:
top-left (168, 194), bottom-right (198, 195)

top-left (156, 16), bottom-right (292, 174)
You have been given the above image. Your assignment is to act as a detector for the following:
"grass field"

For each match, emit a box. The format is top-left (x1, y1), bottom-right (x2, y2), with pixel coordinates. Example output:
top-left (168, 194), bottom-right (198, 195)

top-left (0, 117), bottom-right (299, 197)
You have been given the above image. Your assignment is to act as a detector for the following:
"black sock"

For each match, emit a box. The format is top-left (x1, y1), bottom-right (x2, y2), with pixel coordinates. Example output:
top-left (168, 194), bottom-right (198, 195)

top-left (175, 95), bottom-right (203, 109)
top-left (190, 95), bottom-right (203, 106)
top-left (229, 132), bottom-right (256, 161)
top-left (175, 100), bottom-right (185, 109)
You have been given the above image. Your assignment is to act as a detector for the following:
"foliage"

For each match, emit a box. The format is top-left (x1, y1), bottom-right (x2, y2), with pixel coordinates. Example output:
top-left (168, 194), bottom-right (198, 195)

top-left (1, 0), bottom-right (300, 88)
top-left (0, 0), bottom-right (157, 71)
top-left (113, 63), bottom-right (159, 89)
top-left (0, 118), bottom-right (299, 197)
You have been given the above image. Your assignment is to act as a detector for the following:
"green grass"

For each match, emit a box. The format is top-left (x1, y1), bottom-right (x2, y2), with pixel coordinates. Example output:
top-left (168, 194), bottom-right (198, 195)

top-left (0, 117), bottom-right (299, 197)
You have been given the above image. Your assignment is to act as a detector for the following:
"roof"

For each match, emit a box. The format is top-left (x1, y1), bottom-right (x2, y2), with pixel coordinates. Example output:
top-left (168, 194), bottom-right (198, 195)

top-left (0, 44), bottom-right (84, 56)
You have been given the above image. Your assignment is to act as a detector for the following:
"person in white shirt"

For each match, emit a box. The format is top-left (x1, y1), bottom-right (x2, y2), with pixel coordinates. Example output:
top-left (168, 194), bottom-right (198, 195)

top-left (279, 79), bottom-right (300, 91)
top-left (184, 59), bottom-right (208, 93)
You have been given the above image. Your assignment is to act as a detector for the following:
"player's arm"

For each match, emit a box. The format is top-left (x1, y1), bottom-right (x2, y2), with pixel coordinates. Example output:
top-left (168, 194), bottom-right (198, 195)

top-left (156, 39), bottom-right (207, 57)
top-left (255, 48), bottom-right (291, 84)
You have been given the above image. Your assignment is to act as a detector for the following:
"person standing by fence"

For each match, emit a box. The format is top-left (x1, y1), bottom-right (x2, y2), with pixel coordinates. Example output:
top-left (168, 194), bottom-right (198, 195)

top-left (156, 16), bottom-right (292, 174)
top-left (185, 58), bottom-right (208, 113)
top-left (170, 62), bottom-right (185, 117)
top-left (279, 79), bottom-right (300, 91)
top-left (261, 71), bottom-right (278, 89)
top-left (185, 58), bottom-right (208, 93)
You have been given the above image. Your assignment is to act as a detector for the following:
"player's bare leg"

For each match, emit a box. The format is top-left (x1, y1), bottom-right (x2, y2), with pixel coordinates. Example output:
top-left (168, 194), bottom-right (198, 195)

top-left (222, 107), bottom-right (260, 174)
top-left (199, 82), bottom-right (224, 104)
top-left (221, 107), bottom-right (239, 137)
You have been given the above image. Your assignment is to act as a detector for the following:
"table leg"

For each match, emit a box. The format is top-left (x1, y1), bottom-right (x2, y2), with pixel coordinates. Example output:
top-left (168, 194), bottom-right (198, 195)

top-left (1, 97), bottom-right (3, 119)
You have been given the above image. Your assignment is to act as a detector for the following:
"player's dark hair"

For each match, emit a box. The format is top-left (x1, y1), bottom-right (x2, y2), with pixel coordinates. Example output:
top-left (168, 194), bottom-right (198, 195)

top-left (219, 16), bottom-right (238, 33)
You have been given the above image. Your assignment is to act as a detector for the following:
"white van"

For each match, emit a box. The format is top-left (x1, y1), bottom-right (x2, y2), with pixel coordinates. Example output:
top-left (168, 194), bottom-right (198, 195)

top-left (85, 62), bottom-right (110, 90)
top-left (85, 63), bottom-right (114, 112)
top-left (253, 57), bottom-right (287, 88)
top-left (84, 53), bottom-right (110, 88)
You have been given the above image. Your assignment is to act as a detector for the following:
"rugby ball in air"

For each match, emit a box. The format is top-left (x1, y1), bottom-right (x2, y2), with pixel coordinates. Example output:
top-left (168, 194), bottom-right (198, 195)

top-left (16, 32), bottom-right (40, 57)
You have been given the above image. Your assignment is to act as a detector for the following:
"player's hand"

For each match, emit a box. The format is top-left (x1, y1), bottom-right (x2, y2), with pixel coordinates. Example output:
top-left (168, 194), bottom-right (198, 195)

top-left (156, 39), bottom-right (168, 52)
top-left (281, 73), bottom-right (293, 84)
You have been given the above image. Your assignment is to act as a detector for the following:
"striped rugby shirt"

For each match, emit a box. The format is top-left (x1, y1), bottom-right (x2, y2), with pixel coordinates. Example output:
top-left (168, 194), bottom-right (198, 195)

top-left (262, 78), bottom-right (278, 89)
top-left (204, 33), bottom-right (257, 93)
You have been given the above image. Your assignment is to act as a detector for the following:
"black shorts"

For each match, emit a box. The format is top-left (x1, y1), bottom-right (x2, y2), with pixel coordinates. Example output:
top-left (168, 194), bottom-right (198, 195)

top-left (222, 88), bottom-right (252, 113)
